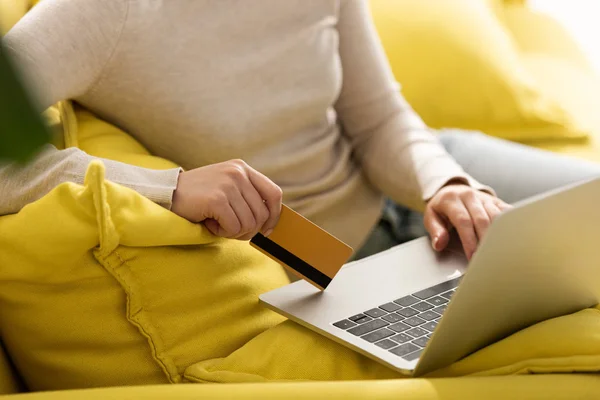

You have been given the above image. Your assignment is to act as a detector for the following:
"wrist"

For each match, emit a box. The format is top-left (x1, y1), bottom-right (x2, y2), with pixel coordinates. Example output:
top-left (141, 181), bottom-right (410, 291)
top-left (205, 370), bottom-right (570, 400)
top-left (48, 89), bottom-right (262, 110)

top-left (170, 168), bottom-right (185, 211)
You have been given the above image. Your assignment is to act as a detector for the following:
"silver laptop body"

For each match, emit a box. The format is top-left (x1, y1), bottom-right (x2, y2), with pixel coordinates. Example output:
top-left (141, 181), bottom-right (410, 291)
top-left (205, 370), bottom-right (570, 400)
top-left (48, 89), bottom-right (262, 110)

top-left (260, 178), bottom-right (600, 376)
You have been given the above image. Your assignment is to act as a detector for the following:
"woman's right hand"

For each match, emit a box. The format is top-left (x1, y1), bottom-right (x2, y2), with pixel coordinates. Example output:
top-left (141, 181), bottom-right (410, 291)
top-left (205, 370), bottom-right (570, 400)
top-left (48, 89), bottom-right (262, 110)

top-left (171, 159), bottom-right (283, 240)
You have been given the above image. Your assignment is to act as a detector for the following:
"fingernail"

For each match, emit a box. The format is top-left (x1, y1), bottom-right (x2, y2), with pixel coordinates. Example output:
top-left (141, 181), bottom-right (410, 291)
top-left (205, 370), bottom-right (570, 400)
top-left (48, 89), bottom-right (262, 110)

top-left (263, 229), bottom-right (273, 237)
top-left (432, 236), bottom-right (439, 250)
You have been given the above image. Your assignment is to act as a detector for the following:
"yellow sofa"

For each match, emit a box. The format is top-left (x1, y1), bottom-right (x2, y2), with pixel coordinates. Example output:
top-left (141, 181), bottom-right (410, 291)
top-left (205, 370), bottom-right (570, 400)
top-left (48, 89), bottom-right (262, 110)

top-left (370, 0), bottom-right (600, 163)
top-left (2, 1), bottom-right (600, 399)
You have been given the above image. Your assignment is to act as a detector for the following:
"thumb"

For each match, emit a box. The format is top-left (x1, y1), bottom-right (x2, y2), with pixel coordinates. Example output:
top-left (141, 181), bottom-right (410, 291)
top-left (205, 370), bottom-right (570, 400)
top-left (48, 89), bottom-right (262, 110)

top-left (424, 208), bottom-right (449, 252)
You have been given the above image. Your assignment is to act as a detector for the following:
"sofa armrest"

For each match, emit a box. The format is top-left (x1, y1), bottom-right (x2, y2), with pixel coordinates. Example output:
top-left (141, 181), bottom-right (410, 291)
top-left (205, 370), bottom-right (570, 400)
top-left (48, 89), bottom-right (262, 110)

top-left (8, 375), bottom-right (600, 400)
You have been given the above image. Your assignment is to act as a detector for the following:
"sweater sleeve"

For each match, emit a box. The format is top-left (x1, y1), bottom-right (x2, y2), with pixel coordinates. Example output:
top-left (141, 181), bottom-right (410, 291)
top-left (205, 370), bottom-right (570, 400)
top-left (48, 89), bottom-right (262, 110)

top-left (0, 145), bottom-right (181, 215)
top-left (0, 0), bottom-right (181, 215)
top-left (334, 0), bottom-right (492, 212)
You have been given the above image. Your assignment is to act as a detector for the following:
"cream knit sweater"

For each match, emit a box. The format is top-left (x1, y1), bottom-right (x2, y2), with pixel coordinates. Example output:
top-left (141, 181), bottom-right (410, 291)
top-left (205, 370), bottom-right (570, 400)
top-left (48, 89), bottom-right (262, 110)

top-left (1, 0), bottom-right (485, 248)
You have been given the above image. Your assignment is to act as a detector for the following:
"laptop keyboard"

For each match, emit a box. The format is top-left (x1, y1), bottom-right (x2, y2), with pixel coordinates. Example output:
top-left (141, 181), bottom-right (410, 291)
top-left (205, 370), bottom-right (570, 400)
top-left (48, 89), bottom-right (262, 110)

top-left (332, 277), bottom-right (461, 362)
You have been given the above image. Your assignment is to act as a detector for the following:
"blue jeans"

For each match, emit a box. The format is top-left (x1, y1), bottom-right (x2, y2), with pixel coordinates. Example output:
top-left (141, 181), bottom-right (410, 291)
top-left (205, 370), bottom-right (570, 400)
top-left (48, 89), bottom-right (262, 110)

top-left (354, 130), bottom-right (600, 260)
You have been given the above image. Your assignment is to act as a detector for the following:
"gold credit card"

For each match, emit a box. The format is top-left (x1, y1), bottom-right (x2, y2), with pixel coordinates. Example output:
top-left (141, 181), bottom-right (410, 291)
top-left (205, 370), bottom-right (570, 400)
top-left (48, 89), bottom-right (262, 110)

top-left (250, 205), bottom-right (353, 290)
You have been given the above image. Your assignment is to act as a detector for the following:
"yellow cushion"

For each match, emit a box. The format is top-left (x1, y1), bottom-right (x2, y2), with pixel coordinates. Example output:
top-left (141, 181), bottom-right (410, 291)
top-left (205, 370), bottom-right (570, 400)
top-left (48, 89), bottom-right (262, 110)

top-left (0, 102), bottom-right (289, 390)
top-left (186, 320), bottom-right (400, 382)
top-left (500, 5), bottom-right (593, 72)
top-left (521, 55), bottom-right (600, 163)
top-left (57, 102), bottom-right (179, 170)
top-left (498, 5), bottom-right (600, 163)
top-left (0, 0), bottom-right (29, 34)
top-left (185, 308), bottom-right (600, 382)
top-left (370, 0), bottom-right (587, 142)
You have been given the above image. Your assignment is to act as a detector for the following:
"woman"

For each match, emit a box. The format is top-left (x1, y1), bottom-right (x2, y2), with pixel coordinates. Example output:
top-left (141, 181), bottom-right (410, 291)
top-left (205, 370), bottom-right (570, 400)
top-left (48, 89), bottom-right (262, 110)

top-left (2, 0), bottom-right (599, 261)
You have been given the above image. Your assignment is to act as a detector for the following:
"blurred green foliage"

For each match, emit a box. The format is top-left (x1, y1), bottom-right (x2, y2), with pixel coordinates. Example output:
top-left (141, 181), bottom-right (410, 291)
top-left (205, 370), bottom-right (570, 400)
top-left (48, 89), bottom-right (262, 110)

top-left (0, 47), bottom-right (49, 163)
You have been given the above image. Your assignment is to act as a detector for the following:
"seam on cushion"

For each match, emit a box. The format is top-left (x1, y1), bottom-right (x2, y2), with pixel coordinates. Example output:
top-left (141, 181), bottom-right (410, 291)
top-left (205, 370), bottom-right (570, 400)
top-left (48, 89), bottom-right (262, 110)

top-left (463, 355), bottom-right (600, 377)
top-left (183, 364), bottom-right (313, 384)
top-left (183, 357), bottom-right (268, 383)
top-left (84, 161), bottom-right (119, 256)
top-left (57, 101), bottom-right (79, 148)
top-left (84, 160), bottom-right (181, 383)
top-left (93, 248), bottom-right (182, 383)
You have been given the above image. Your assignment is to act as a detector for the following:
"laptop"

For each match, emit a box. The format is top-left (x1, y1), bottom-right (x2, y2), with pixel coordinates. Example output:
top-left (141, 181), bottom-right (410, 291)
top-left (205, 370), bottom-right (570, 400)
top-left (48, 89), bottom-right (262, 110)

top-left (260, 177), bottom-right (600, 376)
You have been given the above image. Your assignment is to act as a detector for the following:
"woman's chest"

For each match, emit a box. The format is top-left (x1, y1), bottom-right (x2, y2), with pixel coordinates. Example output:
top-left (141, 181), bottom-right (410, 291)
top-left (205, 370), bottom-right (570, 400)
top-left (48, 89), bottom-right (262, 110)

top-left (87, 0), bottom-right (343, 157)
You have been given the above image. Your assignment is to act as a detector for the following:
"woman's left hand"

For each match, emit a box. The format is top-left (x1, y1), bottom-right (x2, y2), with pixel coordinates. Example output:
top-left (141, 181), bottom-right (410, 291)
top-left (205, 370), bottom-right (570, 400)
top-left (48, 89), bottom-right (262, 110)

top-left (424, 184), bottom-right (512, 260)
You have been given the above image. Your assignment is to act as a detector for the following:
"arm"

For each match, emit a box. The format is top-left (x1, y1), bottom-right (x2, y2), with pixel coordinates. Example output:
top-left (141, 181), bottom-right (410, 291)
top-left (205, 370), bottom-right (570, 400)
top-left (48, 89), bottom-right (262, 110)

top-left (1, 0), bottom-right (283, 237)
top-left (335, 0), bottom-right (510, 258)
top-left (334, 0), bottom-right (489, 212)
top-left (0, 0), bottom-right (180, 215)
top-left (0, 145), bottom-right (180, 215)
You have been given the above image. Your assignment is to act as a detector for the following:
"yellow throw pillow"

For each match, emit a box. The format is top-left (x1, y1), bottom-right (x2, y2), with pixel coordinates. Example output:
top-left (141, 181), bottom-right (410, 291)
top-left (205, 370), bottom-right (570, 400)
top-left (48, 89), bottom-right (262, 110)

top-left (0, 161), bottom-right (289, 390)
top-left (498, 5), bottom-right (600, 163)
top-left (0, 0), bottom-right (29, 34)
top-left (186, 320), bottom-right (401, 383)
top-left (48, 102), bottom-right (178, 170)
top-left (520, 55), bottom-right (600, 163)
top-left (370, 0), bottom-right (587, 142)
top-left (500, 5), bottom-right (593, 72)
top-left (0, 102), bottom-right (290, 390)
top-left (185, 308), bottom-right (600, 382)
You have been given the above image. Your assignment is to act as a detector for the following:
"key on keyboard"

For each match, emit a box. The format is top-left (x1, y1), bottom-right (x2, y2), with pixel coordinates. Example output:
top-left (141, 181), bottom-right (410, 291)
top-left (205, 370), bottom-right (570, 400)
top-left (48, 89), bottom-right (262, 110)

top-left (347, 319), bottom-right (388, 336)
top-left (362, 328), bottom-right (395, 343)
top-left (421, 321), bottom-right (438, 332)
top-left (333, 319), bottom-right (357, 330)
top-left (412, 336), bottom-right (429, 347)
top-left (394, 295), bottom-right (419, 307)
top-left (433, 305), bottom-right (447, 314)
top-left (364, 308), bottom-right (387, 318)
top-left (388, 321), bottom-right (411, 332)
top-left (412, 302), bottom-right (434, 312)
top-left (390, 333), bottom-right (412, 343)
top-left (349, 314), bottom-right (367, 321)
top-left (426, 296), bottom-right (448, 307)
top-left (353, 316), bottom-right (373, 324)
top-left (420, 310), bottom-right (440, 321)
top-left (382, 313), bottom-right (403, 323)
top-left (404, 349), bottom-right (423, 361)
top-left (405, 327), bottom-right (428, 338)
top-left (379, 302), bottom-right (402, 312)
top-left (375, 339), bottom-right (398, 350)
top-left (403, 316), bottom-right (426, 327)
top-left (389, 343), bottom-right (420, 357)
top-left (396, 308), bottom-right (419, 318)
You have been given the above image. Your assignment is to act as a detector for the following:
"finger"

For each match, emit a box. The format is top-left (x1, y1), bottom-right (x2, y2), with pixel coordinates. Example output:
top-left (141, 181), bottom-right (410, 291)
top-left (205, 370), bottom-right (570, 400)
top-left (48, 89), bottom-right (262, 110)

top-left (204, 218), bottom-right (221, 236)
top-left (463, 195), bottom-right (491, 241)
top-left (423, 207), bottom-right (449, 252)
top-left (443, 202), bottom-right (478, 260)
top-left (494, 198), bottom-right (512, 211)
top-left (247, 169), bottom-right (283, 236)
top-left (227, 189), bottom-right (257, 238)
top-left (239, 180), bottom-right (270, 235)
top-left (482, 200), bottom-right (502, 221)
top-left (206, 203), bottom-right (240, 237)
